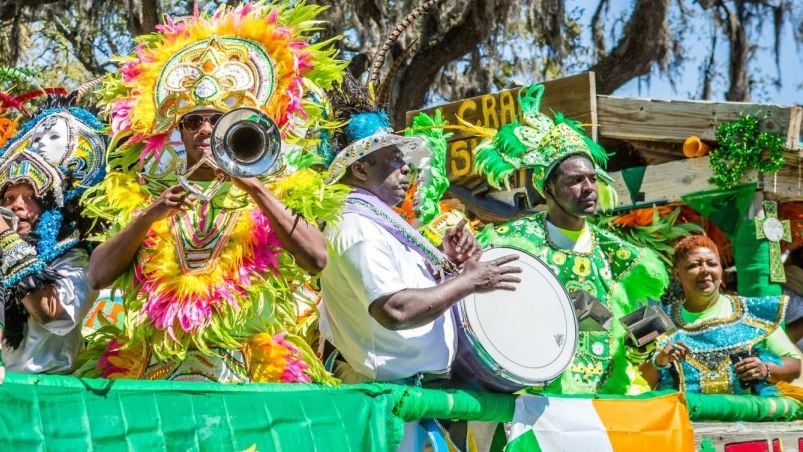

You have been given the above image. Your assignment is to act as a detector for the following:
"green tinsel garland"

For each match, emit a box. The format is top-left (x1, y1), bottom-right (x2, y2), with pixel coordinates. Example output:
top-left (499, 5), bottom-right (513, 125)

top-left (708, 115), bottom-right (786, 189)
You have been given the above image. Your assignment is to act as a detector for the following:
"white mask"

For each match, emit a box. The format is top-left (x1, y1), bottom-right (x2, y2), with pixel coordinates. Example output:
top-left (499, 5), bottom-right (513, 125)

top-left (30, 116), bottom-right (70, 164)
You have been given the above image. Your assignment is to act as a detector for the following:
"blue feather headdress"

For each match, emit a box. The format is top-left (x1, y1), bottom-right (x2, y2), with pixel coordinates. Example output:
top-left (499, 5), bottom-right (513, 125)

top-left (323, 77), bottom-right (428, 184)
top-left (0, 93), bottom-right (107, 274)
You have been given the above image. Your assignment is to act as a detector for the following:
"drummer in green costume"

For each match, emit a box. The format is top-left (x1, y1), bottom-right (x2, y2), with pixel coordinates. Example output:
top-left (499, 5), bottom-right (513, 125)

top-left (471, 84), bottom-right (669, 394)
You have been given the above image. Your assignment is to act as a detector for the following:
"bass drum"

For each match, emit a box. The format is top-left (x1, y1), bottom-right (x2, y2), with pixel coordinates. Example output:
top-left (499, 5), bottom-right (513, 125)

top-left (452, 246), bottom-right (578, 392)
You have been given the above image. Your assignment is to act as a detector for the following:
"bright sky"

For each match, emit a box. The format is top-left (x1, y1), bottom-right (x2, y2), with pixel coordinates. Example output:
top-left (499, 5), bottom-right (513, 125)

top-left (584, 0), bottom-right (803, 106)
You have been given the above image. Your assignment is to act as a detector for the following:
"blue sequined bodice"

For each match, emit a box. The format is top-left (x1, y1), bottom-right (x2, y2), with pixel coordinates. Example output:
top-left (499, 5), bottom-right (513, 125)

top-left (658, 295), bottom-right (786, 396)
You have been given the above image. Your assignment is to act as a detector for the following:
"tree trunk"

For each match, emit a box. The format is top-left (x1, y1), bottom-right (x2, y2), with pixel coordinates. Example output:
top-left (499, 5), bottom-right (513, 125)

top-left (389, 0), bottom-right (512, 127)
top-left (126, 0), bottom-right (161, 36)
top-left (723, 1), bottom-right (749, 101)
top-left (589, 0), bottom-right (671, 94)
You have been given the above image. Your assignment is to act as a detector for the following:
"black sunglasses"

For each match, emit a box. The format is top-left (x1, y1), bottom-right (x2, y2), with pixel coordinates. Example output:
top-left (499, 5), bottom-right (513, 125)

top-left (180, 113), bottom-right (223, 132)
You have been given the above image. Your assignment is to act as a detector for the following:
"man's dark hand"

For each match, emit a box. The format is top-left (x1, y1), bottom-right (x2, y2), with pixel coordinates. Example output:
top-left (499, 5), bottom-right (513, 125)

top-left (461, 252), bottom-right (522, 293)
top-left (143, 185), bottom-right (196, 221)
top-left (442, 219), bottom-right (480, 265)
top-left (653, 341), bottom-right (690, 368)
top-left (214, 169), bottom-right (264, 195)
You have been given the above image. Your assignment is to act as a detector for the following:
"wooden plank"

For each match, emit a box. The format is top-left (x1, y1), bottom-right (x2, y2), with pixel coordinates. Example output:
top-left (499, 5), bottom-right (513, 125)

top-left (406, 72), bottom-right (596, 183)
top-left (598, 96), bottom-right (802, 155)
top-left (608, 156), bottom-right (759, 207)
top-left (765, 149), bottom-right (803, 200)
top-left (609, 152), bottom-right (803, 205)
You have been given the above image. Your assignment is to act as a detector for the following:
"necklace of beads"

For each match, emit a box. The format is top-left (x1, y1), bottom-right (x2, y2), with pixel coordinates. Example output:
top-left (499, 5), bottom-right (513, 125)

top-left (347, 197), bottom-right (454, 272)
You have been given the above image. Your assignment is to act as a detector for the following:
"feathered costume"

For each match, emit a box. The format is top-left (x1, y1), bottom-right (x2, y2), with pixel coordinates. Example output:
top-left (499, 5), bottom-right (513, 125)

top-left (473, 84), bottom-right (669, 395)
top-left (79, 1), bottom-right (349, 383)
top-left (0, 85), bottom-right (107, 372)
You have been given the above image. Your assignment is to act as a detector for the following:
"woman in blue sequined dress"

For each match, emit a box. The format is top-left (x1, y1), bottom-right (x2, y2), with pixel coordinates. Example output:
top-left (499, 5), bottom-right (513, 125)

top-left (640, 235), bottom-right (800, 395)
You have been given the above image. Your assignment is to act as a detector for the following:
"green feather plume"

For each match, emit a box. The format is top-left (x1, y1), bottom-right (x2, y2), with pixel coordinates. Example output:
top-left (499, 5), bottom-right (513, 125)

top-left (517, 84), bottom-right (545, 115)
top-left (405, 110), bottom-right (452, 224)
top-left (473, 122), bottom-right (530, 190)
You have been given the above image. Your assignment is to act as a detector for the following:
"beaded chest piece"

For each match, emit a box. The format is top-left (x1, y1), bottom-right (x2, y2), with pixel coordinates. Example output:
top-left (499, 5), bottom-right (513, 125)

top-left (171, 203), bottom-right (240, 274)
top-left (660, 295), bottom-right (786, 395)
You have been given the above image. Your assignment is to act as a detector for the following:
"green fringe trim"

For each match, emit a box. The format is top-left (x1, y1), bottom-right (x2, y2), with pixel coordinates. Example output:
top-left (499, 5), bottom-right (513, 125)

top-left (405, 110), bottom-right (452, 225)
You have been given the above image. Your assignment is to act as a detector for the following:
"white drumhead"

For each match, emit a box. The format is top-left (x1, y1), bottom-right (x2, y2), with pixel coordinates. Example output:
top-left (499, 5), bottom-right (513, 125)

top-left (461, 246), bottom-right (578, 384)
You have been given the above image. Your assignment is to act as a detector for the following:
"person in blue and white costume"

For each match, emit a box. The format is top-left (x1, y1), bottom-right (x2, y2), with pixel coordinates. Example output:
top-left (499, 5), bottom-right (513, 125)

top-left (0, 91), bottom-right (106, 379)
top-left (641, 235), bottom-right (801, 395)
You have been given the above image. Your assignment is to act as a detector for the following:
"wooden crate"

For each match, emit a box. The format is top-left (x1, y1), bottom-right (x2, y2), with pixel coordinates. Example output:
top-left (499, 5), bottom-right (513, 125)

top-left (609, 151), bottom-right (803, 208)
top-left (598, 95), bottom-right (802, 160)
top-left (601, 96), bottom-right (803, 206)
top-left (609, 155), bottom-right (721, 207)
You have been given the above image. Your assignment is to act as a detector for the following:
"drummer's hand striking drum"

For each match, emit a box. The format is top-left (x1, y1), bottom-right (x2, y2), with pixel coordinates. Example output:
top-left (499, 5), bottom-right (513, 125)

top-left (452, 246), bottom-right (578, 392)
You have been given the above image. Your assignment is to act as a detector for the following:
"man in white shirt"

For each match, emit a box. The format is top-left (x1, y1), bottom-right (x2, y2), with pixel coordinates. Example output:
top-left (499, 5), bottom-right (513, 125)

top-left (320, 119), bottom-right (521, 386)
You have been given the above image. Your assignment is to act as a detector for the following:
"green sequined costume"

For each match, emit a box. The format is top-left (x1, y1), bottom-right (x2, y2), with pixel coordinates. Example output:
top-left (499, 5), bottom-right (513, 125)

top-left (477, 212), bottom-right (668, 394)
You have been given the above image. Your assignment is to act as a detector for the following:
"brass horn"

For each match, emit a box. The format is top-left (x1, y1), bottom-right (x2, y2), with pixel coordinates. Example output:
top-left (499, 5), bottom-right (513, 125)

top-left (178, 108), bottom-right (282, 203)
top-left (211, 107), bottom-right (282, 178)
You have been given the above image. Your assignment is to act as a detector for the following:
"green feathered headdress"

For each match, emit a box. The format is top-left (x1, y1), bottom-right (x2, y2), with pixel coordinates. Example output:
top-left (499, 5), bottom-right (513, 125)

top-left (472, 83), bottom-right (618, 210)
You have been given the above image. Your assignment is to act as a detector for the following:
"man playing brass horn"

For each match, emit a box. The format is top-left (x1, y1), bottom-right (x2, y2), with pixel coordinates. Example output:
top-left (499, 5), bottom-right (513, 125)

top-left (473, 84), bottom-right (669, 395)
top-left (77, 2), bottom-right (347, 383)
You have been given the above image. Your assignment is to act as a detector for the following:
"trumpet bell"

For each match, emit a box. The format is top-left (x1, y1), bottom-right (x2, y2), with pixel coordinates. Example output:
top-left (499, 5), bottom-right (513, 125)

top-left (212, 108), bottom-right (281, 178)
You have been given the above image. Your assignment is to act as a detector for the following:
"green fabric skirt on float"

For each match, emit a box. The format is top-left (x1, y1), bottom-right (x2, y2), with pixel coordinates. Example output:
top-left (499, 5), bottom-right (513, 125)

top-left (0, 373), bottom-right (801, 450)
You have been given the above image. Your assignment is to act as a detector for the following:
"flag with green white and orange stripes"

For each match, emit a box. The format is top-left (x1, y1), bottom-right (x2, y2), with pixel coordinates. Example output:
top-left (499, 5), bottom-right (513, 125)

top-left (506, 391), bottom-right (694, 451)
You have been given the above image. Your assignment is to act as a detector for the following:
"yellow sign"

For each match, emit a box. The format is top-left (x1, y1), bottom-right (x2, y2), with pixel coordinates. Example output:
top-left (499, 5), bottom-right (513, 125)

top-left (406, 72), bottom-right (596, 181)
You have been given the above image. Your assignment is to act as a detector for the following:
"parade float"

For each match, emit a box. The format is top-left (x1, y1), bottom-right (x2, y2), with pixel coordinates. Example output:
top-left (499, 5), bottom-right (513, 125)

top-left (0, 1), bottom-right (801, 448)
top-left (405, 71), bottom-right (803, 450)
top-left (0, 73), bottom-right (798, 452)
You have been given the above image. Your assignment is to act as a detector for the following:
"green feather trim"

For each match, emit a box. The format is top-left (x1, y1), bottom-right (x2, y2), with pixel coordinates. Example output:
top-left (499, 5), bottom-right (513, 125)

top-left (271, 169), bottom-right (350, 225)
top-left (596, 178), bottom-right (619, 212)
top-left (621, 246), bottom-right (668, 311)
top-left (473, 122), bottom-right (530, 189)
top-left (405, 110), bottom-right (452, 225)
top-left (601, 243), bottom-right (668, 394)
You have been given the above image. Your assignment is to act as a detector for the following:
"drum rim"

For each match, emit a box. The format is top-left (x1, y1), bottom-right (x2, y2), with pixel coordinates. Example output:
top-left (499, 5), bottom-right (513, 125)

top-left (459, 245), bottom-right (579, 385)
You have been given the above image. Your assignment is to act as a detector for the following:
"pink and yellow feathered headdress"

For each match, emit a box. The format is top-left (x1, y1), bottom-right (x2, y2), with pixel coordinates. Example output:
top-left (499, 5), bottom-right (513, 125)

top-left (101, 1), bottom-right (345, 171)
